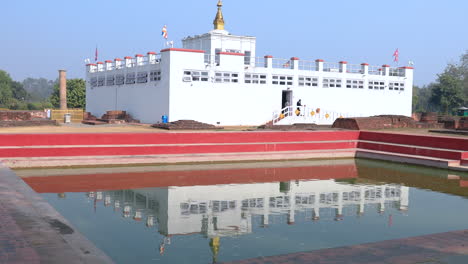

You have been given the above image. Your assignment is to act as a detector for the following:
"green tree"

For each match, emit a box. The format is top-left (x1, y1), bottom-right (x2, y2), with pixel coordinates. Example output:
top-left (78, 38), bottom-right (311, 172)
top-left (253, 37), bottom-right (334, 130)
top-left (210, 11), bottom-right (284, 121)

top-left (430, 74), bottom-right (464, 114)
top-left (0, 70), bottom-right (14, 107)
top-left (50, 79), bottom-right (86, 109)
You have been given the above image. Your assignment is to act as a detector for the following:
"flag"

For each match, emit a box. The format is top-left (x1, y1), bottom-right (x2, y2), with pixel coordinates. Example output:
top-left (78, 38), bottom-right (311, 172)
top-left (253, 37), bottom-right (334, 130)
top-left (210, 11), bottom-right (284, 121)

top-left (162, 25), bottom-right (168, 39)
top-left (95, 46), bottom-right (98, 62)
top-left (393, 48), bottom-right (399, 62)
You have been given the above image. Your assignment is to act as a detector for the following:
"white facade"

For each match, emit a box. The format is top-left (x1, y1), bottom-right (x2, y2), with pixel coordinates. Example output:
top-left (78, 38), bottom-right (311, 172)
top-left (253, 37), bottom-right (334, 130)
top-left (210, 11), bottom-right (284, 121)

top-left (85, 6), bottom-right (413, 126)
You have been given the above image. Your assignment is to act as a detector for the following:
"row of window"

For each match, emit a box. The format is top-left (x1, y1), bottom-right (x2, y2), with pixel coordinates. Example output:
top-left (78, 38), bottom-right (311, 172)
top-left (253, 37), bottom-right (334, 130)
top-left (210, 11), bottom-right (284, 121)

top-left (183, 71), bottom-right (405, 91)
top-left (90, 71), bottom-right (161, 87)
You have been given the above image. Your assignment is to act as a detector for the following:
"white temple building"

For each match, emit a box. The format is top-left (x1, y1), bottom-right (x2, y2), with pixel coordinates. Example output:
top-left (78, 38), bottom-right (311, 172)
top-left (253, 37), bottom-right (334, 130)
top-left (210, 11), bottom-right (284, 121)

top-left (85, 1), bottom-right (414, 126)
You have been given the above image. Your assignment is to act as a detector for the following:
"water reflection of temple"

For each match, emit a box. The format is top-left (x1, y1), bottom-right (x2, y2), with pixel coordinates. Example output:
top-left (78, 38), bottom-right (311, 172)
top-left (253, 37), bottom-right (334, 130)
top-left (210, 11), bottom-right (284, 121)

top-left (86, 179), bottom-right (409, 239)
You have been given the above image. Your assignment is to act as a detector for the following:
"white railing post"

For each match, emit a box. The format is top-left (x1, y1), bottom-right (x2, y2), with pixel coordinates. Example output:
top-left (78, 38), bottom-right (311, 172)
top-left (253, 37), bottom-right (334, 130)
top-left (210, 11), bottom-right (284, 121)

top-left (114, 58), bottom-right (123, 69)
top-left (264, 55), bottom-right (273, 68)
top-left (382, 64), bottom-right (390, 76)
top-left (147, 52), bottom-right (157, 64)
top-left (105, 60), bottom-right (113, 71)
top-left (97, 62), bottom-right (104, 72)
top-left (291, 57), bottom-right (299, 70)
top-left (124, 56), bottom-right (133, 68)
top-left (135, 54), bottom-right (144, 66)
top-left (339, 61), bottom-right (347, 73)
top-left (361, 63), bottom-right (369, 75)
top-left (315, 59), bottom-right (324, 72)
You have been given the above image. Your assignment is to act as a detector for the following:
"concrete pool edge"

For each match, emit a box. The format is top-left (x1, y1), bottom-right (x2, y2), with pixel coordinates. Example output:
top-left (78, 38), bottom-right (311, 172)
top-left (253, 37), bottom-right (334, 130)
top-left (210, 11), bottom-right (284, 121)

top-left (0, 165), bottom-right (114, 264)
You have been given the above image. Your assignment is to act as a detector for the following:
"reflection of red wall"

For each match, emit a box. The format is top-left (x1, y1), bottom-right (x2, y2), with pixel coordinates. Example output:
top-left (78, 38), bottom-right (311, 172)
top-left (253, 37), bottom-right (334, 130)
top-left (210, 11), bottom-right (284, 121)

top-left (24, 163), bottom-right (358, 193)
top-left (460, 180), bottom-right (468, 188)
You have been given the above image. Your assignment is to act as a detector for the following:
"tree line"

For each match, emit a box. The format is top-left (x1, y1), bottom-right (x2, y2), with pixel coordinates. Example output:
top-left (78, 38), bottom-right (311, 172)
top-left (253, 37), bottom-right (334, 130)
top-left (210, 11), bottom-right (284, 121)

top-left (413, 51), bottom-right (468, 114)
top-left (0, 69), bottom-right (85, 110)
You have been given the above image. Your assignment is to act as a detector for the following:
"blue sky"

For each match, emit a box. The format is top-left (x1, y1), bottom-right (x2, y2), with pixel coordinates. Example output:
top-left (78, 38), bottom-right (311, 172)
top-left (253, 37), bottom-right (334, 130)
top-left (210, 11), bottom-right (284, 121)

top-left (1, 0), bottom-right (467, 86)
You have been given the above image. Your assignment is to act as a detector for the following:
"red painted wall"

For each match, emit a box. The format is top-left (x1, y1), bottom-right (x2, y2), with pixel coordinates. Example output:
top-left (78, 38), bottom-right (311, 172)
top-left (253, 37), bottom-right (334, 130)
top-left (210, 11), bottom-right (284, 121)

top-left (0, 131), bottom-right (359, 146)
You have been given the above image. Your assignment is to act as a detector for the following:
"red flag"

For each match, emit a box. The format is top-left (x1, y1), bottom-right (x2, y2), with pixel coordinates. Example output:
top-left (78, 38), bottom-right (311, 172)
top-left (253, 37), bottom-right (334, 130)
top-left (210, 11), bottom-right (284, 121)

top-left (393, 48), bottom-right (399, 62)
top-left (95, 46), bottom-right (98, 62)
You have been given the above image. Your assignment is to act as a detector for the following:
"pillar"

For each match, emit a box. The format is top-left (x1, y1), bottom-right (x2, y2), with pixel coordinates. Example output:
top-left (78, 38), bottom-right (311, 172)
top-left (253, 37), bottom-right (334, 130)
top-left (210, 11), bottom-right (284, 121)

top-left (316, 59), bottom-right (324, 72)
top-left (339, 61), bottom-right (347, 73)
top-left (361, 63), bottom-right (369, 75)
top-left (291, 57), bottom-right (300, 70)
top-left (382, 64), bottom-right (390, 76)
top-left (59, 70), bottom-right (67, 110)
top-left (264, 55), bottom-right (273, 68)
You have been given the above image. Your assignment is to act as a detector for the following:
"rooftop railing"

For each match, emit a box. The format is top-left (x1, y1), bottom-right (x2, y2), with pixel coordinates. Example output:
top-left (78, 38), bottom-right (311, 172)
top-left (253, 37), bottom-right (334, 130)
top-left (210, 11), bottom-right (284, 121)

top-left (87, 51), bottom-right (409, 78)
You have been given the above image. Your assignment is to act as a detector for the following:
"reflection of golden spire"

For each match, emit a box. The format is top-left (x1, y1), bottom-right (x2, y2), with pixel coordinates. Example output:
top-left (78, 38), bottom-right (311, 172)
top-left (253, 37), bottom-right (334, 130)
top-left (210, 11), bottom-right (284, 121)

top-left (213, 0), bottom-right (225, 30)
top-left (210, 237), bottom-right (220, 263)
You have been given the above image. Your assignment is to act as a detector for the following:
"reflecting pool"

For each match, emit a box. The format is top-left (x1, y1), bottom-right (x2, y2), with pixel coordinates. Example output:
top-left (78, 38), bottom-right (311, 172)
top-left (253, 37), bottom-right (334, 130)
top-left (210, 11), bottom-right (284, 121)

top-left (19, 159), bottom-right (468, 264)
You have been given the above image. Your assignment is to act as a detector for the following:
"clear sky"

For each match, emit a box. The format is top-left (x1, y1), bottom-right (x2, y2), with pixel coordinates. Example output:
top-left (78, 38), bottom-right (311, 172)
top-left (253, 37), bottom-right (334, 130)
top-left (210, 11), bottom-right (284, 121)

top-left (1, 0), bottom-right (467, 86)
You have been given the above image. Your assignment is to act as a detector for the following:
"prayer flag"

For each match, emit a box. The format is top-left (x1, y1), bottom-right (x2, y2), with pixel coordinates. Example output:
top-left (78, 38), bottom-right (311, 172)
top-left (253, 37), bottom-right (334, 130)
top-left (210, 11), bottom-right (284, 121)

top-left (162, 25), bottom-right (168, 39)
top-left (393, 48), bottom-right (399, 62)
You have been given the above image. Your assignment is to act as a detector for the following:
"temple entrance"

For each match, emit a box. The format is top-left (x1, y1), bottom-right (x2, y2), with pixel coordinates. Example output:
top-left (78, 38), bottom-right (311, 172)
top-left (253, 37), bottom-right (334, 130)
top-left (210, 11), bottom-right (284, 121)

top-left (282, 90), bottom-right (292, 109)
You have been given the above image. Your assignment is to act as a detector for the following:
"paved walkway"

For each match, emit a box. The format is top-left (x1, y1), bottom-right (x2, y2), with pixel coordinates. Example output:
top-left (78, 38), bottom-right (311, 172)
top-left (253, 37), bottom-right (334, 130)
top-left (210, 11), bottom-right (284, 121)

top-left (225, 229), bottom-right (468, 264)
top-left (0, 166), bottom-right (113, 264)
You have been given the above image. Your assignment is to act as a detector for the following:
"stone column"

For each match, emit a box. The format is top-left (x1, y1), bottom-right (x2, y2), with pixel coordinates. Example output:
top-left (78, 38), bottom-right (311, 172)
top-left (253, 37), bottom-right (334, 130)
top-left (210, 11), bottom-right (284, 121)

top-left (59, 70), bottom-right (67, 110)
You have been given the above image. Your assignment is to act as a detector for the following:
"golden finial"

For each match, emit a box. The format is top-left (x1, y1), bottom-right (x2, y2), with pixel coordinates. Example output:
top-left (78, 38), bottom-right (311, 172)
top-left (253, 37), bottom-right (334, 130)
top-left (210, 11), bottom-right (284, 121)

top-left (213, 0), bottom-right (225, 30)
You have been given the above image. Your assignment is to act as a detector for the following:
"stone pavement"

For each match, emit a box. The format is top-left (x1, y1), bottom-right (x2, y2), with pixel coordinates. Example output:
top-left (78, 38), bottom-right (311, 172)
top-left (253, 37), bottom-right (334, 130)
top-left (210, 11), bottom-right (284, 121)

top-left (224, 229), bottom-right (468, 264)
top-left (0, 166), bottom-right (113, 264)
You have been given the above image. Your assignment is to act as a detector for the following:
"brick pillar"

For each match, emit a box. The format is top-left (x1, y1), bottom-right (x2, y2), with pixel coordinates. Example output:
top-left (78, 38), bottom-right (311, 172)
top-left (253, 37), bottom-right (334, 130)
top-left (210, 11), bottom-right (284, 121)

top-left (59, 70), bottom-right (67, 110)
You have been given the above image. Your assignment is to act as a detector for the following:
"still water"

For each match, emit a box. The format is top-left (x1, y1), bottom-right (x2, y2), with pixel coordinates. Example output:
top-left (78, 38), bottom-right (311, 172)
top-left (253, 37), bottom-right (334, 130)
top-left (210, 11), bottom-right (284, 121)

top-left (23, 159), bottom-right (468, 264)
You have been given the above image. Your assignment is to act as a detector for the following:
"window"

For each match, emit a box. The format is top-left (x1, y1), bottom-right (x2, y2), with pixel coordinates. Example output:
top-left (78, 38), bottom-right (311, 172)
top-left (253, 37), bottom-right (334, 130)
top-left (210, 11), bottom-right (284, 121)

top-left (106, 76), bottom-right (115, 86)
top-left (150, 71), bottom-right (161, 81)
top-left (214, 72), bottom-right (239, 83)
top-left (272, 75), bottom-right (293, 85)
top-left (389, 82), bottom-right (405, 91)
top-left (97, 76), bottom-right (105, 87)
top-left (137, 72), bottom-right (148, 83)
top-left (245, 73), bottom-right (267, 84)
top-left (125, 73), bottom-right (135, 84)
top-left (244, 51), bottom-right (251, 65)
top-left (90, 77), bottom-right (97, 87)
top-left (368, 80), bottom-right (385, 90)
top-left (115, 74), bottom-right (125, 85)
top-left (346, 79), bottom-right (364, 89)
top-left (183, 70), bottom-right (209, 82)
top-left (299, 76), bottom-right (318, 87)
top-left (323, 78), bottom-right (342, 88)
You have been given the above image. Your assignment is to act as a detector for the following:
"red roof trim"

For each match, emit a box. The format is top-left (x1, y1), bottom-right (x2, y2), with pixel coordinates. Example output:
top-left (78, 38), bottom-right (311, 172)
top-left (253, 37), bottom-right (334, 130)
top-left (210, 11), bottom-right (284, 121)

top-left (339, 61), bottom-right (347, 64)
top-left (86, 63), bottom-right (97, 66)
top-left (399, 66), bottom-right (414, 69)
top-left (290, 57), bottom-right (300, 61)
top-left (316, 59), bottom-right (324, 62)
top-left (124, 56), bottom-right (133, 59)
top-left (105, 60), bottom-right (113, 63)
top-left (147, 51), bottom-right (157, 55)
top-left (114, 58), bottom-right (122, 61)
top-left (264, 55), bottom-right (273, 58)
top-left (361, 63), bottom-right (369, 66)
top-left (96, 62), bottom-right (103, 64)
top-left (135, 54), bottom-right (144, 57)
top-left (382, 64), bottom-right (390, 67)
top-left (217, 52), bottom-right (245, 56)
top-left (160, 48), bottom-right (205, 53)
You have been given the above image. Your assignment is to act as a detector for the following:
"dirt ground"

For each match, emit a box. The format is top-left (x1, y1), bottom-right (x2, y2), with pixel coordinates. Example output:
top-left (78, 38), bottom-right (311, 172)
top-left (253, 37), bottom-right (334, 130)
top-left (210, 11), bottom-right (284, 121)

top-left (0, 123), bottom-right (258, 134)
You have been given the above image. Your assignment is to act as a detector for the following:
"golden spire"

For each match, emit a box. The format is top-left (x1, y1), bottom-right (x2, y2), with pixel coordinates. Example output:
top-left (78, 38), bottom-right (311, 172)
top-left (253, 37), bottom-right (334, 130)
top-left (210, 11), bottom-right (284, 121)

top-left (213, 0), bottom-right (225, 30)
